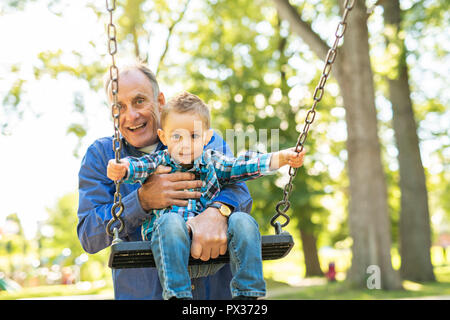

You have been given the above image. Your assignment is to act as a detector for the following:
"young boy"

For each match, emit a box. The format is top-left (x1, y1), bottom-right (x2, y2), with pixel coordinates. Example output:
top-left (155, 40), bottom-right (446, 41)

top-left (107, 91), bottom-right (306, 300)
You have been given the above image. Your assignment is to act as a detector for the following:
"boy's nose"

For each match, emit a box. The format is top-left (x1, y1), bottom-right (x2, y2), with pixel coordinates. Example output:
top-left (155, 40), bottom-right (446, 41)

top-left (181, 141), bottom-right (193, 151)
top-left (181, 144), bottom-right (192, 152)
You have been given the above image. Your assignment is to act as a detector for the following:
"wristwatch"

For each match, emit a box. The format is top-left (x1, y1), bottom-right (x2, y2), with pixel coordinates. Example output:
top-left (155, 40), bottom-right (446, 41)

top-left (207, 202), bottom-right (232, 218)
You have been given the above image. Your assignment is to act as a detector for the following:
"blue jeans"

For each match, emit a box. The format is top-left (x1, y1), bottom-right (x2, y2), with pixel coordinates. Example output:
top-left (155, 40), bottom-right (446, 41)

top-left (150, 211), bottom-right (266, 300)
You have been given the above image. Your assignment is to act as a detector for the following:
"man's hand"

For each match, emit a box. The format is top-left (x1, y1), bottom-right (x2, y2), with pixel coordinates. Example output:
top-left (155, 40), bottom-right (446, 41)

top-left (137, 165), bottom-right (203, 211)
top-left (187, 207), bottom-right (228, 261)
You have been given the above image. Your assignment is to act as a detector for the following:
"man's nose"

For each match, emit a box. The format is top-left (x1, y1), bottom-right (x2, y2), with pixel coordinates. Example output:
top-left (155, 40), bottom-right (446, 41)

top-left (122, 105), bottom-right (139, 121)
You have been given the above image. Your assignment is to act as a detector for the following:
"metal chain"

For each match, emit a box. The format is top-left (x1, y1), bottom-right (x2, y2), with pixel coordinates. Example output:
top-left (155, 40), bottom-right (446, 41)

top-left (105, 0), bottom-right (125, 237)
top-left (271, 0), bottom-right (355, 233)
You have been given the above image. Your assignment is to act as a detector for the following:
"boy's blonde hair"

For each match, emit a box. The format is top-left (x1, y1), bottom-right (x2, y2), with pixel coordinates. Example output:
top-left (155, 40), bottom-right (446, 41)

top-left (161, 92), bottom-right (211, 129)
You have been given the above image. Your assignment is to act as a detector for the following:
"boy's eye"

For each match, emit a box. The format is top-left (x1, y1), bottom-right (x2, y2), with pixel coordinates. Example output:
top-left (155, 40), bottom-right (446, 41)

top-left (192, 133), bottom-right (201, 139)
top-left (171, 133), bottom-right (181, 141)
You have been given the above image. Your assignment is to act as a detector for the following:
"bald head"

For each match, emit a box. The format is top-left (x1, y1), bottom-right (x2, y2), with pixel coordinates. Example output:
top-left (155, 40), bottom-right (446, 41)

top-left (104, 63), bottom-right (160, 102)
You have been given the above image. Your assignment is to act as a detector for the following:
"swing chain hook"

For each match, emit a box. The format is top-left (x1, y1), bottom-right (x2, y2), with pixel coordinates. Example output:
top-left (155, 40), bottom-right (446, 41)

top-left (271, 0), bottom-right (354, 233)
top-left (105, 0), bottom-right (125, 238)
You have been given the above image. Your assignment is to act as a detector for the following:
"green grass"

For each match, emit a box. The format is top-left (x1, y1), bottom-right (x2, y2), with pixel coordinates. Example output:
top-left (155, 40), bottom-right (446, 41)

top-left (2, 267), bottom-right (449, 300)
top-left (266, 266), bottom-right (450, 300)
top-left (0, 281), bottom-right (114, 300)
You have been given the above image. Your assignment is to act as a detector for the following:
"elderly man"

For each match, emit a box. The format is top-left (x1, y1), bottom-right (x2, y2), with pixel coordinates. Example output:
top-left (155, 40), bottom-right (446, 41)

top-left (77, 64), bottom-right (253, 299)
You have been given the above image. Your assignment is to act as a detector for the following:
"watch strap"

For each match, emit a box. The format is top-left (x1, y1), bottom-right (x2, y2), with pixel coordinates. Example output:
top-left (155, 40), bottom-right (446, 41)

top-left (207, 202), bottom-right (222, 210)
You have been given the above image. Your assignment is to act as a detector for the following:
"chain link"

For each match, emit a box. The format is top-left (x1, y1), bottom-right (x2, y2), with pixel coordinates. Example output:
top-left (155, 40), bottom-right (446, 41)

top-left (105, 0), bottom-right (125, 237)
top-left (271, 0), bottom-right (355, 233)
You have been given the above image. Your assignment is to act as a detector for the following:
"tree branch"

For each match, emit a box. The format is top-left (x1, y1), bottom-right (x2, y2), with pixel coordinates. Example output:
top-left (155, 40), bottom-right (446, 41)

top-left (367, 0), bottom-right (387, 16)
top-left (272, 0), bottom-right (329, 60)
top-left (155, 0), bottom-right (192, 76)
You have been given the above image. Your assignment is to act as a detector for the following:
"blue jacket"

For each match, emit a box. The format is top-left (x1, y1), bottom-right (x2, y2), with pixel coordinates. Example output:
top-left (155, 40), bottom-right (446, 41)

top-left (77, 131), bottom-right (253, 299)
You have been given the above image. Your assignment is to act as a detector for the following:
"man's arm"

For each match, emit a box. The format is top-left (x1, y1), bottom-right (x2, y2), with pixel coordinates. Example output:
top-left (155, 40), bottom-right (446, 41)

top-left (77, 140), bottom-right (150, 253)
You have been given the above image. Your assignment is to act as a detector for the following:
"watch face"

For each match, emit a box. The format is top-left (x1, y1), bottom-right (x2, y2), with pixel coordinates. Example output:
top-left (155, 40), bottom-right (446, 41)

top-left (220, 205), bottom-right (231, 217)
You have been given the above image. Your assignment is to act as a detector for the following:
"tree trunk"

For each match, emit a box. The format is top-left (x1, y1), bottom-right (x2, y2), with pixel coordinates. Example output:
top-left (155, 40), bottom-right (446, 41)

top-left (299, 228), bottom-right (324, 277)
top-left (273, 0), bottom-right (402, 289)
top-left (337, 1), bottom-right (402, 290)
top-left (276, 17), bottom-right (324, 278)
top-left (382, 0), bottom-right (435, 282)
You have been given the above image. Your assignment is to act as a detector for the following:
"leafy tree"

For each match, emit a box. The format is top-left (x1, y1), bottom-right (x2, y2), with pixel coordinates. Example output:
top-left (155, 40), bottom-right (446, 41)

top-left (273, 0), bottom-right (402, 289)
top-left (381, 0), bottom-right (435, 282)
top-left (41, 192), bottom-right (110, 280)
top-left (3, 0), bottom-right (448, 287)
top-left (40, 193), bottom-right (84, 265)
top-left (166, 0), bottom-right (353, 277)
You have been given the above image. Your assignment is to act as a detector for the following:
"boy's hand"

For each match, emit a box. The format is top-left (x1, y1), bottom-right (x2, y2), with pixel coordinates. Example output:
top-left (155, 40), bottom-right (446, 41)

top-left (284, 147), bottom-right (306, 168)
top-left (107, 159), bottom-right (130, 181)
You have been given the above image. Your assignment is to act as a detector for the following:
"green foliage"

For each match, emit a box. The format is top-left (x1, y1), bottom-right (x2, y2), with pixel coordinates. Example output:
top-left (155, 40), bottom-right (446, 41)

top-left (164, 0), bottom-right (349, 249)
top-left (35, 50), bottom-right (106, 91)
top-left (0, 214), bottom-right (28, 258)
top-left (403, 0), bottom-right (450, 30)
top-left (1, 78), bottom-right (26, 134)
top-left (40, 193), bottom-right (109, 273)
top-left (375, 0), bottom-right (450, 246)
top-left (67, 123), bottom-right (86, 139)
top-left (2, 0), bottom-right (448, 285)
top-left (1, 0), bottom-right (36, 11)
top-left (40, 193), bottom-right (83, 264)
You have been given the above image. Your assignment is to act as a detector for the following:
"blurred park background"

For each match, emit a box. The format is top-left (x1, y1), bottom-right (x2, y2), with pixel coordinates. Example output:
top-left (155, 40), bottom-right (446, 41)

top-left (0, 0), bottom-right (449, 299)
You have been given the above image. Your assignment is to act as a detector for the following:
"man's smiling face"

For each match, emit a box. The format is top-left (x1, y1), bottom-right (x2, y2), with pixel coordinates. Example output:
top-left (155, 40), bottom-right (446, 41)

top-left (108, 68), bottom-right (163, 148)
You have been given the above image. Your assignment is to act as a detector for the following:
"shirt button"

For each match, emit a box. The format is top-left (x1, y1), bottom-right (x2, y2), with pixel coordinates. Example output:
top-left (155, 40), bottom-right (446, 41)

top-left (191, 285), bottom-right (195, 290)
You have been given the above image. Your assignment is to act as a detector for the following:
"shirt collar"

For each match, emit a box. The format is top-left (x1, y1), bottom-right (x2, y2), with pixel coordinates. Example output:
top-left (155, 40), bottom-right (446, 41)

top-left (122, 134), bottom-right (215, 169)
top-left (122, 136), bottom-right (166, 157)
top-left (163, 150), bottom-right (207, 173)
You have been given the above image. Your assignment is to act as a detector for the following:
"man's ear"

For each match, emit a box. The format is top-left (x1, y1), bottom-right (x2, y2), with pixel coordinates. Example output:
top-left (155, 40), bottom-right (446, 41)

top-left (204, 129), bottom-right (214, 146)
top-left (157, 92), bottom-right (166, 114)
top-left (157, 128), bottom-right (167, 146)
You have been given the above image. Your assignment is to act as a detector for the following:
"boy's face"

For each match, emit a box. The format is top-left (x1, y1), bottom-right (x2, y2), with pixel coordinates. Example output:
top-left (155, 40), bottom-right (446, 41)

top-left (158, 112), bottom-right (213, 164)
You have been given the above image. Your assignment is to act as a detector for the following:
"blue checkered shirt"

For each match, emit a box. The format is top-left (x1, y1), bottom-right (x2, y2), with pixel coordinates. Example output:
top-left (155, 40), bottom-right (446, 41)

top-left (122, 148), bottom-right (273, 240)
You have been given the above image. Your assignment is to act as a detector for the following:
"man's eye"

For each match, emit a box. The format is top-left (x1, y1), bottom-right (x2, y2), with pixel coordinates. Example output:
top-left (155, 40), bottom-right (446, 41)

top-left (136, 98), bottom-right (144, 104)
top-left (116, 103), bottom-right (126, 112)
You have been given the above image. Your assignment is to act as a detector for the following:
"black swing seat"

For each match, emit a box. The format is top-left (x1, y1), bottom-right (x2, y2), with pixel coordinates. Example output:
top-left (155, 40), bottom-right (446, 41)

top-left (108, 233), bottom-right (294, 269)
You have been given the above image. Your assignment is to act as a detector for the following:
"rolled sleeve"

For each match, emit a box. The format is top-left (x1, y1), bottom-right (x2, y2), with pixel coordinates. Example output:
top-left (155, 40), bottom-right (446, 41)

top-left (213, 193), bottom-right (239, 212)
top-left (258, 152), bottom-right (273, 175)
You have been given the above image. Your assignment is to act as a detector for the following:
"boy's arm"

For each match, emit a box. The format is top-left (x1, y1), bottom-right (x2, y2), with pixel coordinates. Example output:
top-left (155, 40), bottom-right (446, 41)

top-left (204, 132), bottom-right (253, 213)
top-left (211, 147), bottom-right (306, 185)
top-left (210, 150), bottom-right (273, 185)
top-left (123, 151), bottom-right (165, 184)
